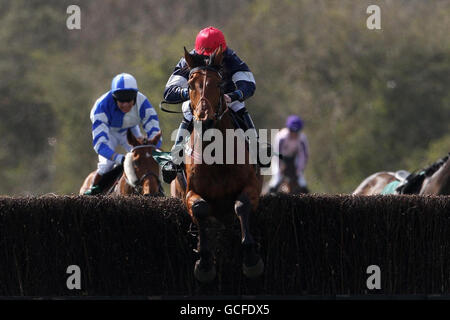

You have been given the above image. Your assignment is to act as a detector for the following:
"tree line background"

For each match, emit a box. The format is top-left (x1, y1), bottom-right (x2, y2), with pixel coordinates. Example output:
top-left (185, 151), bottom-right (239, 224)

top-left (0, 0), bottom-right (448, 195)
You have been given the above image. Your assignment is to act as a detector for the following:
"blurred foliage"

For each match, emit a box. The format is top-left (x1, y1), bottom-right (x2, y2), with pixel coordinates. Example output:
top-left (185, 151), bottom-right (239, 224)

top-left (0, 0), bottom-right (448, 195)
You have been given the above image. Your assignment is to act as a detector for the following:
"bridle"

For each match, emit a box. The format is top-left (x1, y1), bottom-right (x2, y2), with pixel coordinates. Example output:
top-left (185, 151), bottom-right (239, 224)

top-left (188, 66), bottom-right (228, 122)
top-left (125, 144), bottom-right (164, 196)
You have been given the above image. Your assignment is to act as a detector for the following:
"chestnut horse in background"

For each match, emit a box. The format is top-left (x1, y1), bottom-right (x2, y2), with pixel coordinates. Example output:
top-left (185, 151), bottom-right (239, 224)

top-left (171, 46), bottom-right (264, 282)
top-left (352, 171), bottom-right (399, 195)
top-left (80, 130), bottom-right (163, 196)
top-left (353, 153), bottom-right (450, 195)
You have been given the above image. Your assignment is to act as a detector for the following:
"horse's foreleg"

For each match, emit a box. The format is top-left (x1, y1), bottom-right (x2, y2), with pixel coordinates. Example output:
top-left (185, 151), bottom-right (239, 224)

top-left (186, 190), bottom-right (216, 282)
top-left (79, 171), bottom-right (96, 195)
top-left (235, 193), bottom-right (255, 246)
top-left (118, 176), bottom-right (133, 195)
top-left (235, 191), bottom-right (264, 278)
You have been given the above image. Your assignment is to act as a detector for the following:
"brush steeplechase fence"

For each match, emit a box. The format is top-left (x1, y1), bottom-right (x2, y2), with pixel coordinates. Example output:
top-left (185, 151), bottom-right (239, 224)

top-left (0, 194), bottom-right (449, 296)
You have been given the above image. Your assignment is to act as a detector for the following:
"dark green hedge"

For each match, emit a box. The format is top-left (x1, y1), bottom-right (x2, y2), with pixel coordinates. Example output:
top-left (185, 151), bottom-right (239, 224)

top-left (0, 194), bottom-right (449, 296)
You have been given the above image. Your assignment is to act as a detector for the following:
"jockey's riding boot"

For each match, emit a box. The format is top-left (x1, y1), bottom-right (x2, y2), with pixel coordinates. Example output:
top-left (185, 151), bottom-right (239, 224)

top-left (161, 118), bottom-right (192, 184)
top-left (236, 108), bottom-right (272, 168)
top-left (83, 172), bottom-right (104, 195)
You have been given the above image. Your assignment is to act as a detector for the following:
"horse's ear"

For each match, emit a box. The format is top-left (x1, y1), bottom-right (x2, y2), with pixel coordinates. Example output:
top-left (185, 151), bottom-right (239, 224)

top-left (212, 45), bottom-right (224, 66)
top-left (127, 129), bottom-right (140, 147)
top-left (149, 131), bottom-right (162, 147)
top-left (184, 47), bottom-right (195, 69)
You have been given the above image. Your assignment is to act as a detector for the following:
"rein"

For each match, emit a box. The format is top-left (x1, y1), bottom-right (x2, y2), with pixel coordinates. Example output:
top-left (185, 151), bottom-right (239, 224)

top-left (159, 66), bottom-right (227, 121)
top-left (159, 100), bottom-right (184, 114)
top-left (130, 144), bottom-right (157, 151)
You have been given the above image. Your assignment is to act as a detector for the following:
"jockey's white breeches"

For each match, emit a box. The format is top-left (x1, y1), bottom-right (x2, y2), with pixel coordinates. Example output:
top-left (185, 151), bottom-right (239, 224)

top-left (97, 131), bottom-right (132, 175)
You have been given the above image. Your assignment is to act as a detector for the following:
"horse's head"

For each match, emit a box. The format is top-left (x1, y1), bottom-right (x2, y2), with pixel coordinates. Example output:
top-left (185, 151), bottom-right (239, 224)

top-left (184, 46), bottom-right (226, 128)
top-left (124, 129), bottom-right (163, 196)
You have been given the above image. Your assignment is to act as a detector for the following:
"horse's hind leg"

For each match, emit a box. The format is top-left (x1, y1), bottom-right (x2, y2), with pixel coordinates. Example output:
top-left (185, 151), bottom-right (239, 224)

top-left (235, 192), bottom-right (264, 279)
top-left (186, 191), bottom-right (216, 283)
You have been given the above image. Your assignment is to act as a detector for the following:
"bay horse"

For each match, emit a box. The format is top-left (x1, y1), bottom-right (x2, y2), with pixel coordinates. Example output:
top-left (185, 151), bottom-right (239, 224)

top-left (170, 46), bottom-right (264, 282)
top-left (80, 130), bottom-right (163, 196)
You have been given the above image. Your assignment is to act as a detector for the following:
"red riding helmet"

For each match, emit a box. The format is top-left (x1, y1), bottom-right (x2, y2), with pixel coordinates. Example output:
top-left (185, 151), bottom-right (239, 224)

top-left (194, 26), bottom-right (227, 56)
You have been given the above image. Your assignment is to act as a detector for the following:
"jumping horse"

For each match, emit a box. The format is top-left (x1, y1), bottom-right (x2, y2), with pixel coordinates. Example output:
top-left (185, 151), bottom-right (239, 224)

top-left (353, 152), bottom-right (450, 195)
top-left (170, 46), bottom-right (264, 282)
top-left (80, 130), bottom-right (164, 196)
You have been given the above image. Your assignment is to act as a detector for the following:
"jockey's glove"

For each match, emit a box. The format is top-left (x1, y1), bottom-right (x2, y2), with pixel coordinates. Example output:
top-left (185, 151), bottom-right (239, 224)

top-left (226, 90), bottom-right (244, 102)
top-left (181, 88), bottom-right (189, 100)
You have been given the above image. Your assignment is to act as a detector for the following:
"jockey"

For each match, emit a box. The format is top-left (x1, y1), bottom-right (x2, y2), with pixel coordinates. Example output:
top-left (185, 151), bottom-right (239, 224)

top-left (161, 26), bottom-right (269, 183)
top-left (84, 73), bottom-right (162, 195)
top-left (268, 115), bottom-right (309, 193)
